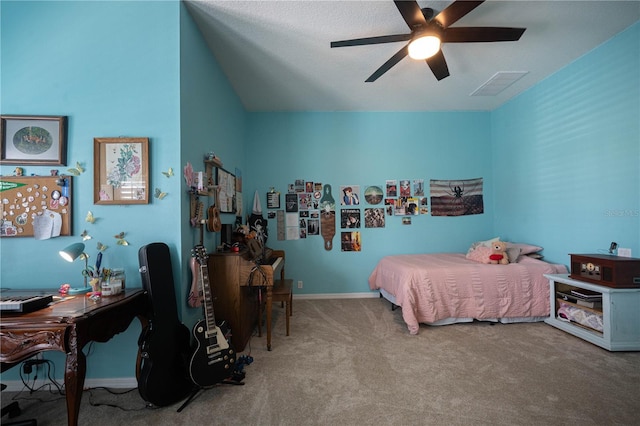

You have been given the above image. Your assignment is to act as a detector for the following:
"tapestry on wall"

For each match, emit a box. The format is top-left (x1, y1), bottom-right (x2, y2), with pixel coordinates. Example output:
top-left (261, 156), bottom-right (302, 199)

top-left (430, 178), bottom-right (484, 217)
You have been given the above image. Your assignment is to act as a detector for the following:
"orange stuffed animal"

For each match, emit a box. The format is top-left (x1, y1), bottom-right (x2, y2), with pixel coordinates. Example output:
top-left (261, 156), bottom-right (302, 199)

top-left (489, 241), bottom-right (509, 265)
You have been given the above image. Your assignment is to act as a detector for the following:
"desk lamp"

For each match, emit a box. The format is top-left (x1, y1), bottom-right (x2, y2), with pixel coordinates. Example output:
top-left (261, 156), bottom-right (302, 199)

top-left (59, 242), bottom-right (92, 294)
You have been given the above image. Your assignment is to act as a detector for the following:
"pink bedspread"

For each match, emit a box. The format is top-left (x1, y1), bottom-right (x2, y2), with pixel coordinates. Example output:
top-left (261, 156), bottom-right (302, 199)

top-left (368, 253), bottom-right (568, 334)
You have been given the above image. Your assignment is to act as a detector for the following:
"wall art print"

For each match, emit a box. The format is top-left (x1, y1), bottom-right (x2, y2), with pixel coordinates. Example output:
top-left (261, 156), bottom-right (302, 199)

top-left (364, 186), bottom-right (383, 205)
top-left (94, 137), bottom-right (149, 205)
top-left (364, 208), bottom-right (385, 228)
top-left (399, 179), bottom-right (411, 197)
top-left (1, 115), bottom-right (67, 165)
top-left (341, 231), bottom-right (361, 252)
top-left (341, 208), bottom-right (361, 228)
top-left (340, 185), bottom-right (360, 205)
top-left (430, 177), bottom-right (484, 216)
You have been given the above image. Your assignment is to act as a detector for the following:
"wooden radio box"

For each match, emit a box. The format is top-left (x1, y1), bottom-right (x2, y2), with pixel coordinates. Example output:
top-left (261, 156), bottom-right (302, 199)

top-left (570, 254), bottom-right (640, 288)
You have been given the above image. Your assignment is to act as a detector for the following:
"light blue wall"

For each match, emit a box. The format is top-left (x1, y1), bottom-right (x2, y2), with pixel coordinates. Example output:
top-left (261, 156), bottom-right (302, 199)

top-left (178, 2), bottom-right (247, 326)
top-left (244, 112), bottom-right (494, 294)
top-left (492, 22), bottom-right (640, 266)
top-left (1, 0), bottom-right (247, 382)
top-left (1, 0), bottom-right (164, 382)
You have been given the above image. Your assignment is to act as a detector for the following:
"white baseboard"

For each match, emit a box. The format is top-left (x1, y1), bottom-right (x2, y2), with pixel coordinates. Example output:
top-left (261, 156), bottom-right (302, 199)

top-left (1, 377), bottom-right (138, 392)
top-left (294, 292), bottom-right (379, 300)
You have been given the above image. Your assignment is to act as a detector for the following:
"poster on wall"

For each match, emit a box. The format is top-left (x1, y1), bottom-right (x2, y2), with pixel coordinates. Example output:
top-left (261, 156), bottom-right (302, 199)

top-left (399, 179), bottom-right (411, 197)
top-left (419, 197), bottom-right (429, 215)
top-left (285, 193), bottom-right (298, 212)
top-left (340, 185), bottom-right (360, 205)
top-left (384, 199), bottom-right (395, 216)
top-left (341, 209), bottom-right (361, 228)
top-left (341, 231), bottom-right (361, 252)
top-left (430, 178), bottom-right (484, 216)
top-left (298, 193), bottom-right (311, 210)
top-left (308, 215), bottom-right (320, 235)
top-left (364, 208), bottom-right (385, 228)
top-left (385, 180), bottom-right (397, 197)
top-left (413, 179), bottom-right (425, 196)
top-left (364, 186), bottom-right (383, 204)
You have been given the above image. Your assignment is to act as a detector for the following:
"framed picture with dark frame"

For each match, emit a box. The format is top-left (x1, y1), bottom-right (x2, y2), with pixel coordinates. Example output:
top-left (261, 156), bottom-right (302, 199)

top-left (267, 191), bottom-right (280, 209)
top-left (216, 167), bottom-right (236, 213)
top-left (93, 137), bottom-right (149, 205)
top-left (0, 115), bottom-right (67, 165)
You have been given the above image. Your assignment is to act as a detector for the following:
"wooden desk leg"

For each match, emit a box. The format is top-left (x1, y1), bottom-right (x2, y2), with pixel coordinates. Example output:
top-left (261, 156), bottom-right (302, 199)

top-left (266, 286), bottom-right (273, 351)
top-left (64, 327), bottom-right (86, 426)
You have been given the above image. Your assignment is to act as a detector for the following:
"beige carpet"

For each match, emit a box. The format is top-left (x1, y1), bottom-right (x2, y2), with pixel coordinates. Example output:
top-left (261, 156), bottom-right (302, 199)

top-left (3, 297), bottom-right (639, 425)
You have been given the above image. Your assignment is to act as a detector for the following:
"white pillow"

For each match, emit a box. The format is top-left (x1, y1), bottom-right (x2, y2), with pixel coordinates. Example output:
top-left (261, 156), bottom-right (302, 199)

top-left (467, 237), bottom-right (500, 254)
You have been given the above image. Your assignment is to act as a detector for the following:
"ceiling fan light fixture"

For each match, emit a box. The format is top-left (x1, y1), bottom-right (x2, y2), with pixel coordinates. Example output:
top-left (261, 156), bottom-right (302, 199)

top-left (408, 34), bottom-right (441, 60)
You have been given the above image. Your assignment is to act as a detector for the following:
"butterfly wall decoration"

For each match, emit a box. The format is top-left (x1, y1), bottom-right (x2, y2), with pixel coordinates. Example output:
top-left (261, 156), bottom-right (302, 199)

top-left (154, 188), bottom-right (167, 200)
top-left (96, 242), bottom-right (108, 252)
top-left (162, 167), bottom-right (174, 178)
top-left (114, 232), bottom-right (129, 246)
top-left (85, 211), bottom-right (96, 224)
top-left (67, 162), bottom-right (85, 176)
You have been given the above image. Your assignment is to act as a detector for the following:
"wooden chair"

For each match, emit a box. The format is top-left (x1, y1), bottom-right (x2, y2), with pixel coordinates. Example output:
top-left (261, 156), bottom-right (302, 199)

top-left (257, 249), bottom-right (293, 338)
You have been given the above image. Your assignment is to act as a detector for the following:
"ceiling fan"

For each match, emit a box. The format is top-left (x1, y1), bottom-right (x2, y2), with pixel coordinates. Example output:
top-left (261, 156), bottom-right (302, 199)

top-left (330, 0), bottom-right (526, 82)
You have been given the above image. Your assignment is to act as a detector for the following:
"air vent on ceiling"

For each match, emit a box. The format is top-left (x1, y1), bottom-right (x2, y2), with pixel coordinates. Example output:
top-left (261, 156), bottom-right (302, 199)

top-left (470, 71), bottom-right (529, 96)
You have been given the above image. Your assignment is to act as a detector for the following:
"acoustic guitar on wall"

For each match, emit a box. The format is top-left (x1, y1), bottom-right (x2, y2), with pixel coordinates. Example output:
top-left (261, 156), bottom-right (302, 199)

top-left (207, 186), bottom-right (222, 232)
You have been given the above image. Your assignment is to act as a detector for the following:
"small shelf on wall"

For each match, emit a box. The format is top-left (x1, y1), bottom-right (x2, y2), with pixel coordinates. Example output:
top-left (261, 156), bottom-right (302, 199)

top-left (204, 158), bottom-right (223, 192)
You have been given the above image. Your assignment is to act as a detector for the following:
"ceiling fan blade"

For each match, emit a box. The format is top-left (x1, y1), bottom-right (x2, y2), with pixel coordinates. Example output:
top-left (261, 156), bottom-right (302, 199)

top-left (434, 0), bottom-right (484, 28)
top-left (394, 0), bottom-right (427, 29)
top-left (366, 44), bottom-right (409, 82)
top-left (426, 50), bottom-right (450, 81)
top-left (442, 27), bottom-right (526, 43)
top-left (331, 33), bottom-right (411, 48)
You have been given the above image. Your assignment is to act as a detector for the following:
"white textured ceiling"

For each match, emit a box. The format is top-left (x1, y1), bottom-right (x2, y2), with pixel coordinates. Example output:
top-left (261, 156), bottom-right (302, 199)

top-left (184, 1), bottom-right (640, 112)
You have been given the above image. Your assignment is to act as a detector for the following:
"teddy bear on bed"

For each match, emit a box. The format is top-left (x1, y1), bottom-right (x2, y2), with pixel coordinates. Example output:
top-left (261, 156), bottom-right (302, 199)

top-left (489, 240), bottom-right (509, 265)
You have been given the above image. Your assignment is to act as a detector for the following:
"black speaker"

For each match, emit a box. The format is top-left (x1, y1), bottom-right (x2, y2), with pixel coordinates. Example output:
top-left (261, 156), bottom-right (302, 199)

top-left (220, 224), bottom-right (233, 246)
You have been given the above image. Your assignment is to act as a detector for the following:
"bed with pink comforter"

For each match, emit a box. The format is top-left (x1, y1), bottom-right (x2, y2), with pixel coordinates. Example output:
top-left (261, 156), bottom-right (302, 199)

top-left (368, 253), bottom-right (568, 334)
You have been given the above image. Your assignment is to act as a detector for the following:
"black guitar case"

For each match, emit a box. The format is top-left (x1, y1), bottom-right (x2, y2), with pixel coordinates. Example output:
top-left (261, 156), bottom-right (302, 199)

top-left (137, 242), bottom-right (195, 407)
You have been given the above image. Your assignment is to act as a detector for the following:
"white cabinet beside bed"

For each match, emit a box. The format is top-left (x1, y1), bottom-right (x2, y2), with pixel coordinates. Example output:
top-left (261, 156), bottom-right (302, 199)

top-left (544, 274), bottom-right (640, 351)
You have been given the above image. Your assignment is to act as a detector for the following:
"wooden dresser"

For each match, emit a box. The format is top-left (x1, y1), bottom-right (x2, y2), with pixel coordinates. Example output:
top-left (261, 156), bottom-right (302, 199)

top-left (207, 251), bottom-right (283, 352)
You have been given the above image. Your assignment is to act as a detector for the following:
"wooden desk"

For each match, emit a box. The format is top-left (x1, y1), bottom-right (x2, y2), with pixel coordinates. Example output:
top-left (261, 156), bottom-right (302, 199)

top-left (208, 252), bottom-right (283, 351)
top-left (0, 289), bottom-right (147, 426)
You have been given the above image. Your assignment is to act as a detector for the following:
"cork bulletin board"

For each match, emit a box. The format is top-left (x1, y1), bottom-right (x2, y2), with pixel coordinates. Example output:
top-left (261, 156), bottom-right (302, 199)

top-left (0, 175), bottom-right (73, 238)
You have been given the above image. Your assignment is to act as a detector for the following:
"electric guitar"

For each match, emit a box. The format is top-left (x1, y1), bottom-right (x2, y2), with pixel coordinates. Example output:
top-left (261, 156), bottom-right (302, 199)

top-left (187, 256), bottom-right (204, 308)
top-left (189, 245), bottom-right (236, 387)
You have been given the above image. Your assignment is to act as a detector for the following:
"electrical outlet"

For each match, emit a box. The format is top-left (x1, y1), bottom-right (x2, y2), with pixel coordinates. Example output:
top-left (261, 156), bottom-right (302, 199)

top-left (297, 280), bottom-right (303, 289)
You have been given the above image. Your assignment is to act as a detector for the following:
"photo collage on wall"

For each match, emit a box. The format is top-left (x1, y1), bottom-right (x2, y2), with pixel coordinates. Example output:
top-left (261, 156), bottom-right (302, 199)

top-left (267, 176), bottom-right (483, 251)
top-left (276, 179), bottom-right (323, 240)
top-left (384, 179), bottom-right (428, 218)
